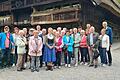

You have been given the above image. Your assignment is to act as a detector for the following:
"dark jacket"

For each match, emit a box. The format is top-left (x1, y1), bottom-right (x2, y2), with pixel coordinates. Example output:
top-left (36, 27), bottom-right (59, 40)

top-left (106, 26), bottom-right (113, 45)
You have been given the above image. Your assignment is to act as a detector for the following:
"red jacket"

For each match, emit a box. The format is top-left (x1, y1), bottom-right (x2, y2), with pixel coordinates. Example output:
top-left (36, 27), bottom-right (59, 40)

top-left (80, 35), bottom-right (88, 48)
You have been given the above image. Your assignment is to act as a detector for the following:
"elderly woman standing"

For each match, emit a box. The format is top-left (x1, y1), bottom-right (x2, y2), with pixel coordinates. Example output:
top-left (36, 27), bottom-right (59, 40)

top-left (43, 28), bottom-right (56, 71)
top-left (54, 31), bottom-right (63, 69)
top-left (99, 29), bottom-right (109, 67)
top-left (28, 30), bottom-right (42, 72)
top-left (16, 30), bottom-right (27, 71)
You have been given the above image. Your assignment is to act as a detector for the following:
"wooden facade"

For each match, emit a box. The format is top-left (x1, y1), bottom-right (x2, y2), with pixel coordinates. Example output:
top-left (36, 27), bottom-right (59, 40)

top-left (0, 0), bottom-right (120, 41)
top-left (31, 5), bottom-right (80, 25)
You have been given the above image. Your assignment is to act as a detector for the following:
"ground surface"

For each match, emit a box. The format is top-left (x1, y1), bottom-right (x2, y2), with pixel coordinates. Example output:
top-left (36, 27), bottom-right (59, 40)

top-left (0, 42), bottom-right (120, 80)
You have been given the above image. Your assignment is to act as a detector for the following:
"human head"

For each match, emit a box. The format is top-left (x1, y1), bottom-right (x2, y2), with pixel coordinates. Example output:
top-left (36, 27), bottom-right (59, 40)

top-left (4, 26), bottom-right (9, 33)
top-left (102, 21), bottom-right (108, 29)
top-left (19, 30), bottom-right (24, 36)
top-left (33, 30), bottom-right (39, 38)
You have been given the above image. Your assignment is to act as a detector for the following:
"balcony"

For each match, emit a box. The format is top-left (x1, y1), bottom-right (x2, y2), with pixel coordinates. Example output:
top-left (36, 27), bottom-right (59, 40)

top-left (31, 4), bottom-right (81, 25)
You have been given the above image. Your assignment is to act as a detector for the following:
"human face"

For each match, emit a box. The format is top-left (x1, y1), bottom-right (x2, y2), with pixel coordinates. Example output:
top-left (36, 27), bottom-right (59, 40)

top-left (66, 31), bottom-right (70, 36)
top-left (14, 28), bottom-right (19, 34)
top-left (73, 28), bottom-right (77, 34)
top-left (101, 29), bottom-right (106, 35)
top-left (48, 28), bottom-right (53, 34)
top-left (36, 25), bottom-right (41, 30)
top-left (33, 31), bottom-right (39, 38)
top-left (102, 22), bottom-right (107, 29)
top-left (4, 26), bottom-right (9, 33)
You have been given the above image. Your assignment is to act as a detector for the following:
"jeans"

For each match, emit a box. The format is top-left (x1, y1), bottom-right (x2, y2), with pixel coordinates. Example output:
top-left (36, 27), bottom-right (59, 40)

top-left (55, 51), bottom-right (61, 66)
top-left (74, 47), bottom-right (79, 64)
top-left (99, 47), bottom-right (107, 64)
top-left (31, 56), bottom-right (40, 70)
top-left (64, 51), bottom-right (72, 64)
top-left (80, 47), bottom-right (88, 62)
top-left (1, 48), bottom-right (11, 67)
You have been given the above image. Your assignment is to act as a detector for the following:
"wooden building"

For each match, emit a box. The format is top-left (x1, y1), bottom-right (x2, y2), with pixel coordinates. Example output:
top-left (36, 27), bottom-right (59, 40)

top-left (0, 0), bottom-right (120, 41)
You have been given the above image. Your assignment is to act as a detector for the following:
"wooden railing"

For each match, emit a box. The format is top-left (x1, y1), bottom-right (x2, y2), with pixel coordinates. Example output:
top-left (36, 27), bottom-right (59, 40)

top-left (31, 6), bottom-right (80, 25)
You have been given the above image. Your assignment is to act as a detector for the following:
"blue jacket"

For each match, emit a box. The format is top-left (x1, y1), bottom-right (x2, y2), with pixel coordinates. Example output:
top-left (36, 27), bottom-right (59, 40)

top-left (63, 35), bottom-right (74, 52)
top-left (0, 32), bottom-right (14, 49)
top-left (106, 26), bottom-right (113, 45)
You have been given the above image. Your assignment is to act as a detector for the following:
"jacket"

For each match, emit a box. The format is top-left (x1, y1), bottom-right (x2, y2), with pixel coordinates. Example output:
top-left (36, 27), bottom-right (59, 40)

top-left (16, 36), bottom-right (26, 54)
top-left (28, 36), bottom-right (43, 56)
top-left (106, 26), bottom-right (113, 45)
top-left (0, 32), bottom-right (14, 49)
top-left (63, 35), bottom-right (74, 52)
top-left (80, 35), bottom-right (88, 48)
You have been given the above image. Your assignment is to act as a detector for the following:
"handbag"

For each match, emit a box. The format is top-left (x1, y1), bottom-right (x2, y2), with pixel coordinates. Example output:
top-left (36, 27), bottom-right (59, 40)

top-left (93, 49), bottom-right (100, 59)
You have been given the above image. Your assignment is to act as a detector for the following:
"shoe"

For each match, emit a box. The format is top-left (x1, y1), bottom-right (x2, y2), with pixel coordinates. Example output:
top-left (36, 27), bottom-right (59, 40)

top-left (21, 67), bottom-right (26, 70)
top-left (108, 63), bottom-right (112, 66)
top-left (54, 66), bottom-right (57, 69)
top-left (36, 69), bottom-right (39, 72)
top-left (102, 64), bottom-right (107, 67)
top-left (12, 64), bottom-right (15, 67)
top-left (65, 64), bottom-right (67, 67)
top-left (75, 63), bottom-right (78, 67)
top-left (31, 69), bottom-right (34, 72)
top-left (68, 64), bottom-right (71, 68)
top-left (80, 62), bottom-right (84, 65)
top-left (17, 69), bottom-right (22, 71)
top-left (94, 65), bottom-right (98, 68)
top-left (24, 63), bottom-right (27, 68)
top-left (84, 63), bottom-right (88, 66)
top-left (89, 64), bottom-right (94, 67)
top-left (50, 67), bottom-right (53, 71)
top-left (58, 66), bottom-right (61, 69)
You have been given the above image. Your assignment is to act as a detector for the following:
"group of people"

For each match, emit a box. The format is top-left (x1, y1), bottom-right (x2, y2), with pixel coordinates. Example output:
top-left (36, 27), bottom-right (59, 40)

top-left (0, 21), bottom-right (113, 72)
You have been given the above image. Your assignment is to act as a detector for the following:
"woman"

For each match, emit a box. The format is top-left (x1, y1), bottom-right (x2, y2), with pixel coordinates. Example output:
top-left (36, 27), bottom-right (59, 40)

top-left (80, 30), bottom-right (88, 65)
top-left (28, 30), bottom-right (42, 72)
top-left (12, 27), bottom-right (19, 67)
top-left (63, 30), bottom-right (74, 68)
top-left (16, 30), bottom-right (27, 71)
top-left (43, 28), bottom-right (56, 71)
top-left (99, 29), bottom-right (109, 67)
top-left (54, 31), bottom-right (63, 69)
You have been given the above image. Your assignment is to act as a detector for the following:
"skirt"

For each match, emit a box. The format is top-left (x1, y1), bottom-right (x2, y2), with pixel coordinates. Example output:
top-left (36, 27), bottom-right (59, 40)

top-left (43, 45), bottom-right (56, 62)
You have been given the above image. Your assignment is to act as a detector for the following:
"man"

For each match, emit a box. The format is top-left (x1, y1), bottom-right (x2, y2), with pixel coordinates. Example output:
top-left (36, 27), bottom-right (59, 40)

top-left (0, 26), bottom-right (14, 68)
top-left (72, 28), bottom-right (81, 66)
top-left (102, 21), bottom-right (113, 66)
top-left (36, 25), bottom-right (42, 35)
top-left (87, 26), bottom-right (99, 68)
top-left (39, 29), bottom-right (46, 67)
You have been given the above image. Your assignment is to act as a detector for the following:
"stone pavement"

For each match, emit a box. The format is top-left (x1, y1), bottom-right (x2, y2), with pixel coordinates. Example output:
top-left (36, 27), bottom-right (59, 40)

top-left (0, 42), bottom-right (120, 80)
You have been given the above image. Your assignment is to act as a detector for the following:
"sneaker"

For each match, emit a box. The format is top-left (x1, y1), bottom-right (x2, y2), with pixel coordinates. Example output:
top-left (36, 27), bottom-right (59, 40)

top-left (94, 65), bottom-right (98, 68)
top-left (84, 63), bottom-right (88, 66)
top-left (24, 63), bottom-right (27, 68)
top-left (12, 64), bottom-right (15, 67)
top-left (68, 64), bottom-right (71, 68)
top-left (80, 62), bottom-right (84, 65)
top-left (102, 64), bottom-right (107, 67)
top-left (65, 64), bottom-right (68, 67)
top-left (54, 66), bottom-right (57, 69)
top-left (58, 66), bottom-right (61, 69)
top-left (75, 63), bottom-right (78, 67)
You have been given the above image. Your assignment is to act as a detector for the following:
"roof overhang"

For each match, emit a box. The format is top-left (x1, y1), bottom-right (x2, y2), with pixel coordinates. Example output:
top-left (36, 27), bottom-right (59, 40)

top-left (94, 0), bottom-right (120, 17)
